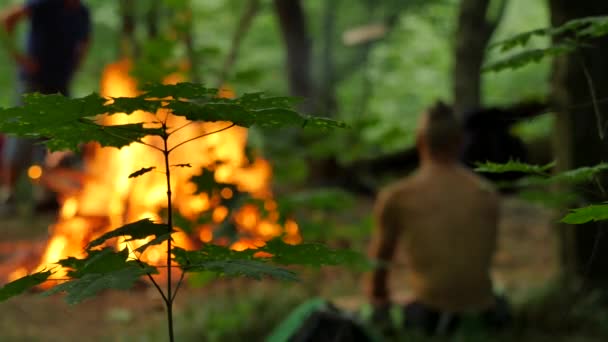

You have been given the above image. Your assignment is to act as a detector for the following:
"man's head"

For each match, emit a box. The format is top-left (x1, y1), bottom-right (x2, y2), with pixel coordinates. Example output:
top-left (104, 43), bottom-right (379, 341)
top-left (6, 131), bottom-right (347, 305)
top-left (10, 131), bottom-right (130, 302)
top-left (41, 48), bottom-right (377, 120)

top-left (416, 101), bottom-right (463, 163)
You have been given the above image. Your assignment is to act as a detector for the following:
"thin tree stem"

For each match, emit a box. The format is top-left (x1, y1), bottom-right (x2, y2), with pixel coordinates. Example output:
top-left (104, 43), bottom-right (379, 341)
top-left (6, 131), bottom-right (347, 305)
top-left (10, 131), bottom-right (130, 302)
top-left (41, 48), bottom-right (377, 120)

top-left (162, 124), bottom-right (175, 342)
top-left (168, 121), bottom-right (195, 135)
top-left (146, 272), bottom-right (169, 304)
top-left (579, 54), bottom-right (604, 140)
top-left (171, 271), bottom-right (186, 302)
top-left (127, 240), bottom-right (169, 304)
top-left (168, 123), bottom-right (236, 153)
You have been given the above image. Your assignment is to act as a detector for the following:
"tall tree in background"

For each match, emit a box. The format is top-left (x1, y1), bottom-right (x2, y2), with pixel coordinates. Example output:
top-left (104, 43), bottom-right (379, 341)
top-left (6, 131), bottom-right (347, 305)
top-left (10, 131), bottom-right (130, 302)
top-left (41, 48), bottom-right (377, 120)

top-left (120, 0), bottom-right (138, 57)
top-left (550, 0), bottom-right (608, 286)
top-left (452, 0), bottom-right (505, 117)
top-left (273, 0), bottom-right (315, 113)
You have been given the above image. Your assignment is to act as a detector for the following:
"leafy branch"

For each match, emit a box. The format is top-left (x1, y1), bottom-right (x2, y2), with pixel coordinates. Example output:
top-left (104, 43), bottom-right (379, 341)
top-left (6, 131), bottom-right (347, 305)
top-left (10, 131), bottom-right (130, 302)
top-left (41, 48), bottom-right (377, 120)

top-left (483, 15), bottom-right (608, 72)
top-left (0, 83), bottom-right (356, 342)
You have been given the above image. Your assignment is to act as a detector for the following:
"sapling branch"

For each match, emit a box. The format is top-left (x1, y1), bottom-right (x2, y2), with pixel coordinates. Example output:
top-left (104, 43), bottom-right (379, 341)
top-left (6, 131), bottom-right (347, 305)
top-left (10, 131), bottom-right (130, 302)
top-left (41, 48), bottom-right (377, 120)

top-left (168, 123), bottom-right (236, 153)
top-left (171, 270), bottom-right (186, 302)
top-left (579, 54), bottom-right (604, 140)
top-left (168, 121), bottom-right (195, 135)
top-left (145, 271), bottom-right (170, 304)
top-left (127, 238), bottom-right (169, 304)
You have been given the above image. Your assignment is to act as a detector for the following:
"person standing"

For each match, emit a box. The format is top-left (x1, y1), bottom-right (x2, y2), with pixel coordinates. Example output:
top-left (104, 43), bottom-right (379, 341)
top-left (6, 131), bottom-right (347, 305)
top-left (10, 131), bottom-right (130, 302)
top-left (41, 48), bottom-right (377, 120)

top-left (0, 0), bottom-right (90, 214)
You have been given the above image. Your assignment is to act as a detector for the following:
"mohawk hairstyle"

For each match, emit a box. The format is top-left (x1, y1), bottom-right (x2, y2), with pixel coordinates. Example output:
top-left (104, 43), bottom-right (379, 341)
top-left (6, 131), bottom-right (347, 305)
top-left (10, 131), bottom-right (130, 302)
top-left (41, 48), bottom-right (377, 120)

top-left (423, 101), bottom-right (463, 155)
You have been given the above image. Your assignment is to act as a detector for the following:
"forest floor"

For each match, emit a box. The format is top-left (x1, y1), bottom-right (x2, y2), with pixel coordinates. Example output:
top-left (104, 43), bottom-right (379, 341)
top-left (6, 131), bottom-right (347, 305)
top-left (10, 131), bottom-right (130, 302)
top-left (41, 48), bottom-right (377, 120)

top-left (0, 196), bottom-right (606, 341)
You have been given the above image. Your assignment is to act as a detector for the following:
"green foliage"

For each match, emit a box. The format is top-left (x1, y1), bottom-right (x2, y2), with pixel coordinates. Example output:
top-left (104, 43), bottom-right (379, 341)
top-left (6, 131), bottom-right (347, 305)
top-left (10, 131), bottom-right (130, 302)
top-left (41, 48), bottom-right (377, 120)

top-left (475, 161), bottom-right (608, 209)
top-left (484, 44), bottom-right (576, 73)
top-left (484, 16), bottom-right (608, 72)
top-left (475, 160), bottom-right (554, 175)
top-left (0, 271), bottom-right (52, 302)
top-left (44, 266), bottom-right (154, 305)
top-left (173, 238), bottom-right (368, 280)
top-left (86, 219), bottom-right (170, 250)
top-left (512, 113), bottom-right (554, 142)
top-left (172, 245), bottom-right (296, 281)
top-left (478, 161), bottom-right (608, 188)
top-left (516, 163), bottom-right (608, 187)
top-left (561, 204), bottom-right (608, 224)
top-left (0, 84), bottom-right (345, 152)
top-left (262, 239), bottom-right (369, 268)
top-left (128, 166), bottom-right (157, 178)
top-left (0, 79), bottom-right (352, 340)
top-left (42, 248), bottom-right (156, 304)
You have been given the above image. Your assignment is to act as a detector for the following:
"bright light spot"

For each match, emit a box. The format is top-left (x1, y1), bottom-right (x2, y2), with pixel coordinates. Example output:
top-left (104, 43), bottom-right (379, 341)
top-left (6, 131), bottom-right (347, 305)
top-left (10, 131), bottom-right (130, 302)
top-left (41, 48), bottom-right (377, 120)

top-left (198, 226), bottom-right (213, 243)
top-left (28, 165), bottom-right (43, 180)
top-left (220, 187), bottom-right (233, 199)
top-left (60, 197), bottom-right (78, 219)
top-left (212, 206), bottom-right (229, 223)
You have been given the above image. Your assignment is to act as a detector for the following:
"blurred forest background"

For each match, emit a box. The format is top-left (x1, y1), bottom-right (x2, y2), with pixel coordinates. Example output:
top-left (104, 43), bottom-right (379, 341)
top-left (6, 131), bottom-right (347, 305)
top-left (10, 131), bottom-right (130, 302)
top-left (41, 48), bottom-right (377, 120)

top-left (2, 0), bottom-right (608, 341)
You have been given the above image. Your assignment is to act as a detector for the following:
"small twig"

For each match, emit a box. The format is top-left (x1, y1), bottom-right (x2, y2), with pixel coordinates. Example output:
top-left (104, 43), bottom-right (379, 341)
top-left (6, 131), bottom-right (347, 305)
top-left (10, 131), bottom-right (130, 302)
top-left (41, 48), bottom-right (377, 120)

top-left (126, 240), bottom-right (169, 304)
top-left (171, 271), bottom-right (186, 302)
top-left (579, 53), bottom-right (604, 140)
top-left (168, 121), bottom-right (195, 135)
top-left (145, 271), bottom-right (170, 304)
top-left (168, 123), bottom-right (236, 153)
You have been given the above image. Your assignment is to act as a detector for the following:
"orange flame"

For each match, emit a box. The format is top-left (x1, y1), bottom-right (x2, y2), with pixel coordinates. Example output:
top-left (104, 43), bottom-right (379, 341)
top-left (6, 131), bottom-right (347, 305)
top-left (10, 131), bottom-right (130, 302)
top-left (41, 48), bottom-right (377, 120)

top-left (26, 59), bottom-right (299, 281)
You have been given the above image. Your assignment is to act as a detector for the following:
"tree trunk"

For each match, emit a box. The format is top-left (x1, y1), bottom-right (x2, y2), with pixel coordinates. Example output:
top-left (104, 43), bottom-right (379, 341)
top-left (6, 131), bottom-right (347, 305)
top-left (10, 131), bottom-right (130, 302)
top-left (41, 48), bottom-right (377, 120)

top-left (273, 0), bottom-right (315, 113)
top-left (550, 0), bottom-right (608, 286)
top-left (120, 0), bottom-right (138, 58)
top-left (318, 0), bottom-right (339, 115)
top-left (146, 0), bottom-right (160, 39)
top-left (452, 0), bottom-right (505, 118)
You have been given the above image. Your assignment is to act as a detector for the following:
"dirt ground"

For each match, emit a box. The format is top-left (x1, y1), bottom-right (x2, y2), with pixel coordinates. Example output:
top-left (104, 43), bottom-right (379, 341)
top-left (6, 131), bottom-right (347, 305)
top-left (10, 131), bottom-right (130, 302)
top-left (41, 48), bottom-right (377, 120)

top-left (0, 195), bottom-right (560, 341)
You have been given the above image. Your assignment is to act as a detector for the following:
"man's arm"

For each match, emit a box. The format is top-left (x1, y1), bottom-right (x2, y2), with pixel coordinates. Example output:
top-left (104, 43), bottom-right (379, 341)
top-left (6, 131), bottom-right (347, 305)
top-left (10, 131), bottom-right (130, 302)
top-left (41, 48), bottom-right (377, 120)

top-left (1, 5), bottom-right (29, 34)
top-left (0, 4), bottom-right (37, 74)
top-left (367, 188), bottom-right (401, 306)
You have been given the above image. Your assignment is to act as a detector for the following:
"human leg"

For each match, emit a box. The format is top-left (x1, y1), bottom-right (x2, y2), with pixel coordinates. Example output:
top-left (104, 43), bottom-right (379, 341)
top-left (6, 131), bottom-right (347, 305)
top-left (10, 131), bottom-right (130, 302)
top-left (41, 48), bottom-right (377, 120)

top-left (0, 136), bottom-right (35, 213)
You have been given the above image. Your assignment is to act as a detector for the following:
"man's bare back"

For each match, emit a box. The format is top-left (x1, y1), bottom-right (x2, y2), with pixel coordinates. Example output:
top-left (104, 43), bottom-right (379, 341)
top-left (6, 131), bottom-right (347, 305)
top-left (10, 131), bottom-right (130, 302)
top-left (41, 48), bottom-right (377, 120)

top-left (373, 162), bottom-right (499, 311)
top-left (368, 101), bottom-right (502, 321)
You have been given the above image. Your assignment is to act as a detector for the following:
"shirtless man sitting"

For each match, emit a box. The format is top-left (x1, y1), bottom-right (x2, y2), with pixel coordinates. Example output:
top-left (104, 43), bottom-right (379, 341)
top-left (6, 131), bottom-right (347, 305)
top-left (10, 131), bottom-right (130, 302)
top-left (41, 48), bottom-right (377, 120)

top-left (368, 101), bottom-right (510, 335)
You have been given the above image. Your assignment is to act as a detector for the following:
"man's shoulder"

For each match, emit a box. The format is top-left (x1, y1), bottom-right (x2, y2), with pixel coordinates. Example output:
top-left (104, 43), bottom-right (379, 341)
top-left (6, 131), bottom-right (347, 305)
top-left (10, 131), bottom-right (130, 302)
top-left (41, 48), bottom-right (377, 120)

top-left (376, 174), bottom-right (422, 210)
top-left (455, 167), bottom-right (499, 202)
top-left (380, 173), bottom-right (420, 196)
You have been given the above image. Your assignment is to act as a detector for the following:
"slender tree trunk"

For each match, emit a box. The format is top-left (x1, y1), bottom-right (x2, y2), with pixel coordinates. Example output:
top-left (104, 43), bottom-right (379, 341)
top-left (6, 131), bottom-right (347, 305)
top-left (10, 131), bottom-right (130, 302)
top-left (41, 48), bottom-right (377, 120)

top-left (146, 0), bottom-right (160, 39)
top-left (273, 0), bottom-right (315, 113)
top-left (550, 0), bottom-right (608, 286)
top-left (452, 0), bottom-right (505, 117)
top-left (318, 0), bottom-right (338, 115)
top-left (216, 0), bottom-right (261, 88)
top-left (120, 0), bottom-right (138, 58)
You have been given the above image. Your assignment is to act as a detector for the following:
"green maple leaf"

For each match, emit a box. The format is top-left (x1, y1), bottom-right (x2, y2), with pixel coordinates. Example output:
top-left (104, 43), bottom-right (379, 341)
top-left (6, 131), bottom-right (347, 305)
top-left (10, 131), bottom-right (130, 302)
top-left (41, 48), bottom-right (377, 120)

top-left (44, 266), bottom-right (154, 304)
top-left (261, 239), bottom-right (369, 267)
top-left (87, 219), bottom-right (170, 250)
top-left (561, 203), bottom-right (608, 224)
top-left (172, 246), bottom-right (295, 281)
top-left (0, 270), bottom-right (53, 302)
